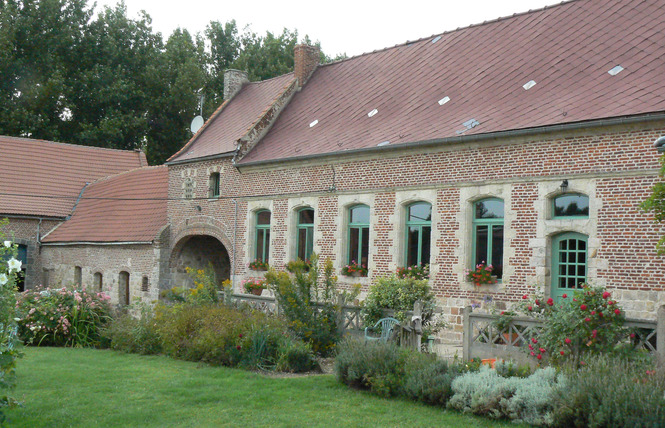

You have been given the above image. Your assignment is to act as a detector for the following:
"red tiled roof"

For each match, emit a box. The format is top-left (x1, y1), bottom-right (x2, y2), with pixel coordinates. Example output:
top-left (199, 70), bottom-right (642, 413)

top-left (167, 73), bottom-right (296, 163)
top-left (0, 136), bottom-right (147, 218)
top-left (240, 0), bottom-right (665, 164)
top-left (42, 166), bottom-right (168, 243)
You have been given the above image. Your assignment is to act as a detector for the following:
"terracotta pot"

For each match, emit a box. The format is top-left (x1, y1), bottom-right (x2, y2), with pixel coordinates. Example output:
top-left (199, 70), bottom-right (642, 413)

top-left (481, 358), bottom-right (496, 369)
top-left (503, 332), bottom-right (521, 346)
top-left (250, 288), bottom-right (263, 296)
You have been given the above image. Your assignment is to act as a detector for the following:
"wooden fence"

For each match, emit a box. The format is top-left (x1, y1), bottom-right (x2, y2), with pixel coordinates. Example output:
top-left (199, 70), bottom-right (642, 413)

top-left (463, 305), bottom-right (665, 362)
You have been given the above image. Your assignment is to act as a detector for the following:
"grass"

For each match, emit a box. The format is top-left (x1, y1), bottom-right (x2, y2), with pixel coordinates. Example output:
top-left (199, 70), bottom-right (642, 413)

top-left (7, 347), bottom-right (519, 427)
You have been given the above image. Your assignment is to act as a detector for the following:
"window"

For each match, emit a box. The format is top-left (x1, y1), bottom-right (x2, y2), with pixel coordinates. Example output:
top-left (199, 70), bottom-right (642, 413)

top-left (184, 178), bottom-right (194, 199)
top-left (141, 276), bottom-right (149, 292)
top-left (16, 244), bottom-right (27, 292)
top-left (405, 202), bottom-right (431, 266)
top-left (472, 198), bottom-right (504, 279)
top-left (119, 271), bottom-right (130, 306)
top-left (74, 266), bottom-right (82, 287)
top-left (93, 272), bottom-right (103, 292)
top-left (296, 208), bottom-right (314, 261)
top-left (209, 172), bottom-right (220, 198)
top-left (255, 210), bottom-right (271, 264)
top-left (348, 205), bottom-right (370, 267)
top-left (552, 232), bottom-right (587, 301)
top-left (553, 193), bottom-right (589, 218)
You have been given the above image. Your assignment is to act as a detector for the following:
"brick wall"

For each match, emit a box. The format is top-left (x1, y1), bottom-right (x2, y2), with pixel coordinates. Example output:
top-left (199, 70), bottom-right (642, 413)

top-left (167, 123), bottom-right (665, 337)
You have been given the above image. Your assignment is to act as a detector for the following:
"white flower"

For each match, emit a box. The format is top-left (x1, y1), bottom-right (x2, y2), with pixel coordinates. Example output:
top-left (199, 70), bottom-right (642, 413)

top-left (7, 258), bottom-right (22, 273)
top-left (3, 241), bottom-right (11, 248)
top-left (0, 273), bottom-right (7, 285)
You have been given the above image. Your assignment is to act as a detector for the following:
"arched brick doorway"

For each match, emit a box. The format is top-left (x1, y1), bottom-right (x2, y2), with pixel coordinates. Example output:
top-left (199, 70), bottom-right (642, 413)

top-left (171, 235), bottom-right (231, 289)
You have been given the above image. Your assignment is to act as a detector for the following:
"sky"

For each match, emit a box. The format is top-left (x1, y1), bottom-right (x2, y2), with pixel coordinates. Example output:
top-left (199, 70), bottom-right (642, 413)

top-left (94, 0), bottom-right (562, 57)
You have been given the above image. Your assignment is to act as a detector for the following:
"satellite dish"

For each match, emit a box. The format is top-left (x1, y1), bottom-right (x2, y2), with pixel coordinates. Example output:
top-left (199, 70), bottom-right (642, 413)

top-left (190, 115), bottom-right (204, 133)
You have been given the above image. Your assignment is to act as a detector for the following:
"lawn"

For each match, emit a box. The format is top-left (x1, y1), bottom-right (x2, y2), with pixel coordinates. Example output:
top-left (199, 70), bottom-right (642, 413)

top-left (7, 347), bottom-right (518, 428)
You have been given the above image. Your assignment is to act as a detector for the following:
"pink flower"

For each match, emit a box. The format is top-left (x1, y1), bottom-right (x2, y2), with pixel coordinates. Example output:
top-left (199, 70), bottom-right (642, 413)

top-left (585, 317), bottom-right (591, 322)
top-left (614, 309), bottom-right (621, 315)
top-left (591, 330), bottom-right (597, 338)
top-left (562, 294), bottom-right (568, 298)
top-left (565, 338), bottom-right (572, 344)
top-left (530, 351), bottom-right (536, 356)
top-left (590, 311), bottom-right (596, 315)
top-left (630, 333), bottom-right (636, 339)
top-left (580, 304), bottom-right (587, 311)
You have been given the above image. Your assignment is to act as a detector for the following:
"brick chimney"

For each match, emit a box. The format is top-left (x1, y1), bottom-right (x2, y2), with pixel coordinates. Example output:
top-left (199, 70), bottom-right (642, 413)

top-left (294, 44), bottom-right (320, 87)
top-left (223, 69), bottom-right (249, 100)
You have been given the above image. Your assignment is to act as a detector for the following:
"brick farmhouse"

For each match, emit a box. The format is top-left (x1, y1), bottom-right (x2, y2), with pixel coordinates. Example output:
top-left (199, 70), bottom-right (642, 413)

top-left (4, 0), bottom-right (665, 339)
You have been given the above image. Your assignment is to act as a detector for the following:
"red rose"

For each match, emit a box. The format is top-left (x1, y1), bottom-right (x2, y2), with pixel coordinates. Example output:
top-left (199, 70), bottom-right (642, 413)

top-left (532, 338), bottom-right (538, 344)
top-left (239, 333), bottom-right (243, 338)
top-left (547, 298), bottom-right (554, 306)
top-left (535, 299), bottom-right (540, 306)
top-left (608, 300), bottom-right (614, 305)
top-left (500, 311), bottom-right (505, 315)
top-left (591, 330), bottom-right (597, 338)
top-left (562, 294), bottom-right (568, 298)
top-left (590, 311), bottom-right (596, 315)
top-left (580, 304), bottom-right (587, 311)
top-left (527, 306), bottom-right (533, 311)
top-left (236, 345), bottom-right (241, 350)
top-left (539, 347), bottom-right (546, 353)
top-left (560, 351), bottom-right (565, 356)
top-left (522, 294), bottom-right (528, 300)
top-left (530, 351), bottom-right (536, 356)
top-left (585, 317), bottom-right (591, 322)
top-left (614, 309), bottom-right (621, 315)
top-left (630, 333), bottom-right (636, 338)
top-left (598, 311), bottom-right (603, 317)
top-left (602, 291), bottom-right (611, 299)
top-left (528, 344), bottom-right (534, 350)
top-left (565, 338), bottom-right (572, 344)
top-left (536, 354), bottom-right (542, 360)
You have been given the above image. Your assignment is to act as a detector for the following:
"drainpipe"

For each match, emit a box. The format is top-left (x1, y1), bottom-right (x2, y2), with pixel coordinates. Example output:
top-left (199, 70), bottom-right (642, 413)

top-left (232, 198), bottom-right (238, 290)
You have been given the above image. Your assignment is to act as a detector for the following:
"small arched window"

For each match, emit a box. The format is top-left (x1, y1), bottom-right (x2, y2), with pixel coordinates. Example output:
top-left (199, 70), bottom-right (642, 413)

top-left (552, 193), bottom-right (589, 218)
top-left (348, 205), bottom-right (370, 269)
top-left (472, 198), bottom-right (504, 279)
top-left (255, 210), bottom-right (271, 264)
top-left (405, 202), bottom-right (432, 267)
top-left (119, 271), bottom-right (130, 306)
top-left (296, 208), bottom-right (314, 262)
top-left (93, 272), bottom-right (103, 292)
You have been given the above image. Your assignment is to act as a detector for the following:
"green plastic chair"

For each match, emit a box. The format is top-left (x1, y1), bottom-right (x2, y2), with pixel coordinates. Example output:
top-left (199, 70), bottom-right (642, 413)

top-left (364, 317), bottom-right (400, 342)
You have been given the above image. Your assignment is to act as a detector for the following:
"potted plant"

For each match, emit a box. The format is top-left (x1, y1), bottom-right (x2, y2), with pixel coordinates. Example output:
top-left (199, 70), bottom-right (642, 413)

top-left (492, 310), bottom-right (519, 345)
top-left (242, 278), bottom-right (266, 296)
top-left (341, 260), bottom-right (367, 277)
top-left (248, 259), bottom-right (269, 271)
top-left (466, 262), bottom-right (496, 286)
top-left (396, 264), bottom-right (429, 280)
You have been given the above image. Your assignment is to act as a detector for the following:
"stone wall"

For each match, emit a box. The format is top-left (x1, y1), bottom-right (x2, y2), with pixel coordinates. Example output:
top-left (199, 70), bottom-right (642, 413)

top-left (167, 121), bottom-right (665, 339)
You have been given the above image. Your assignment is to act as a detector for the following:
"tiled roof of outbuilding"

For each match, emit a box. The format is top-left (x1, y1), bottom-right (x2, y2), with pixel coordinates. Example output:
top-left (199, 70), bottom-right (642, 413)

top-left (240, 0), bottom-right (665, 164)
top-left (167, 73), bottom-right (296, 163)
top-left (42, 166), bottom-right (168, 243)
top-left (0, 136), bottom-right (147, 218)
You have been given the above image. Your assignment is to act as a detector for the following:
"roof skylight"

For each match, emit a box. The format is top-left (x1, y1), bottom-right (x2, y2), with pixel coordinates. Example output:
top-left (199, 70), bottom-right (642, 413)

top-left (608, 65), bottom-right (624, 76)
top-left (309, 120), bottom-right (318, 127)
top-left (431, 36), bottom-right (441, 43)
top-left (523, 80), bottom-right (536, 90)
top-left (438, 96), bottom-right (451, 106)
top-left (377, 141), bottom-right (390, 146)
top-left (368, 109), bottom-right (378, 117)
top-left (463, 118), bottom-right (480, 129)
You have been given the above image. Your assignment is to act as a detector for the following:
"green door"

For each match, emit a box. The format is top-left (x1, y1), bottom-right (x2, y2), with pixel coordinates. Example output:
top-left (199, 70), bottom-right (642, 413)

top-left (551, 232), bottom-right (588, 301)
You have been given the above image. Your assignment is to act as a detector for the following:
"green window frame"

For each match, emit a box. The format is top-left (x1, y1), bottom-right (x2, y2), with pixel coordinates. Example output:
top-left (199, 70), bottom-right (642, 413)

top-left (472, 198), bottom-right (504, 279)
top-left (551, 232), bottom-right (588, 301)
top-left (255, 209), bottom-right (271, 263)
top-left (296, 207), bottom-right (314, 262)
top-left (348, 204), bottom-right (370, 268)
top-left (209, 172), bottom-right (221, 198)
top-left (552, 193), bottom-right (589, 219)
top-left (405, 202), bottom-right (432, 267)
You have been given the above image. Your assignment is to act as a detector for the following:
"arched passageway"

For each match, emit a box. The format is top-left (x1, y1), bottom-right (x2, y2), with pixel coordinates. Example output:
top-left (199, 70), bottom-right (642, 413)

top-left (171, 235), bottom-right (231, 289)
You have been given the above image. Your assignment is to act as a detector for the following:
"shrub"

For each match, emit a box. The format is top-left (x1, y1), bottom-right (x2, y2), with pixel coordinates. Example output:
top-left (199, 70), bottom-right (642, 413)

top-left (0, 233), bottom-right (23, 422)
top-left (152, 301), bottom-right (315, 372)
top-left (550, 355), bottom-right (665, 427)
top-left (276, 340), bottom-right (317, 373)
top-left (516, 284), bottom-right (630, 367)
top-left (362, 275), bottom-right (436, 328)
top-left (102, 303), bottom-right (161, 355)
top-left (402, 358), bottom-right (460, 406)
top-left (448, 365), bottom-right (564, 426)
top-left (266, 254), bottom-right (351, 356)
top-left (16, 285), bottom-right (112, 347)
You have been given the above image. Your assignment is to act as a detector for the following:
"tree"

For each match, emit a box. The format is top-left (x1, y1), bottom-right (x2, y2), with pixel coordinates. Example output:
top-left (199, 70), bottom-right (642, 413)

top-left (642, 153), bottom-right (665, 254)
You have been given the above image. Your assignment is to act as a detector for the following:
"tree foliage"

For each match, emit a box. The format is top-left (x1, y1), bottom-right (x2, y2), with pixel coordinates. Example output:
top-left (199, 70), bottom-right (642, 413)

top-left (642, 154), bottom-right (665, 254)
top-left (0, 0), bottom-right (339, 164)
